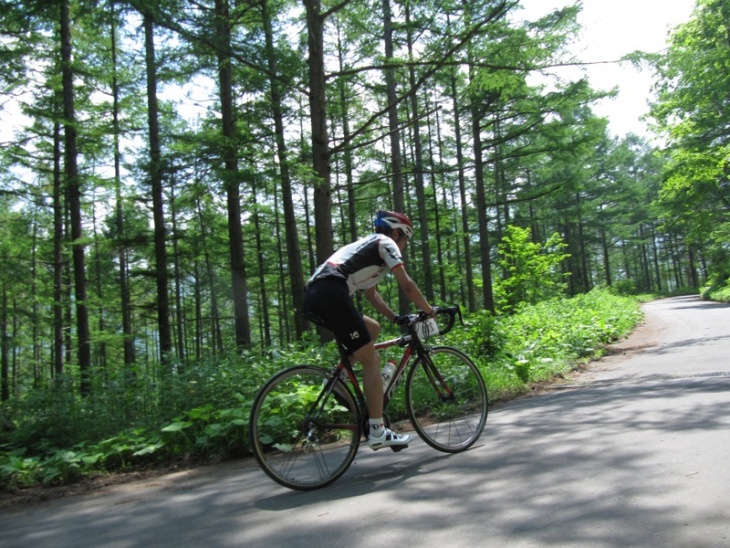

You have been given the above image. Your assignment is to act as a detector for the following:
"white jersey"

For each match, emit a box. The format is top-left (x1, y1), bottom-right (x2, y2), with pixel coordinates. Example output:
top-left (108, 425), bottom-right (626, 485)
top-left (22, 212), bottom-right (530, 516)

top-left (307, 234), bottom-right (403, 295)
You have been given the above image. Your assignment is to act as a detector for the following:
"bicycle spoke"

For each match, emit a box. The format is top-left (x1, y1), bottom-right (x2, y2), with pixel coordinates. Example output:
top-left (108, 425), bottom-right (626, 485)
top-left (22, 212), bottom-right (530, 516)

top-left (249, 366), bottom-right (361, 490)
top-left (406, 346), bottom-right (488, 453)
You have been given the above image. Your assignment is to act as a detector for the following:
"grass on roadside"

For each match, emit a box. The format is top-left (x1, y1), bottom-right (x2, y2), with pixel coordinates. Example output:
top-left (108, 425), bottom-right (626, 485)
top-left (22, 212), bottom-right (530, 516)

top-left (0, 287), bottom-right (643, 491)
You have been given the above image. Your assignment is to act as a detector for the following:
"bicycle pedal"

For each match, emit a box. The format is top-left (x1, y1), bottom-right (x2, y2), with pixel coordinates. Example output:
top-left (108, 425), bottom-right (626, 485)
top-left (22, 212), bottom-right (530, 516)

top-left (390, 444), bottom-right (409, 452)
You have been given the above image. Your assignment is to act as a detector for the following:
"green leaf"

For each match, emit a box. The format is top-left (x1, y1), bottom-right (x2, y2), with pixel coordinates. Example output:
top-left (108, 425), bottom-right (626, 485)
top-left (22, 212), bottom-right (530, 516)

top-left (161, 421), bottom-right (191, 433)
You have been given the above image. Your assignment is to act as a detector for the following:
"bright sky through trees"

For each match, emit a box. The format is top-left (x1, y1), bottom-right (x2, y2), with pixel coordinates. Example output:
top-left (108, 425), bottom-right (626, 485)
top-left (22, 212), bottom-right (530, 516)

top-left (519, 0), bottom-right (696, 140)
top-left (0, 1), bottom-right (697, 145)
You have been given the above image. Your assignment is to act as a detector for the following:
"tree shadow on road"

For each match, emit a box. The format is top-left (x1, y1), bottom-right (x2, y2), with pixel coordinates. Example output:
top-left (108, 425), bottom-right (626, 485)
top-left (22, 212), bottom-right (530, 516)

top-left (3, 378), bottom-right (728, 548)
top-left (241, 377), bottom-right (730, 547)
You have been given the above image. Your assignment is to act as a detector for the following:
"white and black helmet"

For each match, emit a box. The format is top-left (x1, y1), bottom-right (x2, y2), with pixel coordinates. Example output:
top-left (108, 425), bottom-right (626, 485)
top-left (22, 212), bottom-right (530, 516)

top-left (374, 210), bottom-right (413, 240)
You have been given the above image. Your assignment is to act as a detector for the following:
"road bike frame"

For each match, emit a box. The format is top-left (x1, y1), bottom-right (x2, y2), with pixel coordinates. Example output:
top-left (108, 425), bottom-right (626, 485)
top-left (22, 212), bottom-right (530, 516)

top-left (249, 304), bottom-right (487, 490)
top-left (320, 307), bottom-right (459, 430)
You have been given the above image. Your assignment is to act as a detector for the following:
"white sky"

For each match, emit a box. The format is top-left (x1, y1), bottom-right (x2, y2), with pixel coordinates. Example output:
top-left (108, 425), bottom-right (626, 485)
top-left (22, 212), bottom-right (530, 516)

top-left (519, 0), bottom-right (697, 141)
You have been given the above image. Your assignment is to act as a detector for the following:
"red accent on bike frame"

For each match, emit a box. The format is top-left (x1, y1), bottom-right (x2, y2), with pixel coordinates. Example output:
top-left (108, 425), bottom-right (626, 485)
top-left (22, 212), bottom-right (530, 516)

top-left (336, 340), bottom-right (415, 407)
top-left (336, 362), bottom-right (359, 385)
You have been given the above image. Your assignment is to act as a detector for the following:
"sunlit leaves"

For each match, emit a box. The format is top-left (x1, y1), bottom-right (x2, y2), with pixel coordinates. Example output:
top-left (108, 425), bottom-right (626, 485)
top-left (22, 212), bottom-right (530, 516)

top-left (649, 0), bottom-right (730, 283)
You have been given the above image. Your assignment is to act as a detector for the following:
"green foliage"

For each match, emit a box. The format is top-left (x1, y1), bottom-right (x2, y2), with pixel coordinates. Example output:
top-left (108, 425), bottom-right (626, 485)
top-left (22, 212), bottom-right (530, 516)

top-left (705, 285), bottom-right (730, 303)
top-left (611, 279), bottom-right (638, 296)
top-left (0, 445), bottom-right (102, 488)
top-left (0, 0), bottom-right (696, 493)
top-left (0, 290), bottom-right (643, 490)
top-left (494, 225), bottom-right (570, 313)
top-left (0, 344), bottom-right (330, 490)
top-left (498, 290), bottom-right (642, 380)
top-left (158, 398), bottom-right (252, 457)
top-left (445, 288), bottom-right (643, 398)
top-left (649, 0), bottom-right (730, 287)
top-left (701, 274), bottom-right (730, 302)
top-left (460, 309), bottom-right (507, 360)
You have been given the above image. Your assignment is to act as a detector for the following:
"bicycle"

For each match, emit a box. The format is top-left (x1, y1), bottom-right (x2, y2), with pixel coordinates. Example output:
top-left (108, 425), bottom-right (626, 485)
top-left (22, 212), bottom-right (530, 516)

top-left (248, 305), bottom-right (488, 490)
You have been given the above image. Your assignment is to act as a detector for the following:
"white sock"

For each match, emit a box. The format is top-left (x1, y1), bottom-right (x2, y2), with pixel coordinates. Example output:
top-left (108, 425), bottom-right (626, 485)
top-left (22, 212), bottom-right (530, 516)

top-left (369, 418), bottom-right (385, 437)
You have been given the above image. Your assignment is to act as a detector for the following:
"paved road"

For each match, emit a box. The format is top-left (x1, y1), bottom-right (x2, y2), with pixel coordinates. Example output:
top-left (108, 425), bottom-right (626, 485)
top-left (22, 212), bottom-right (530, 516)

top-left (1, 296), bottom-right (729, 547)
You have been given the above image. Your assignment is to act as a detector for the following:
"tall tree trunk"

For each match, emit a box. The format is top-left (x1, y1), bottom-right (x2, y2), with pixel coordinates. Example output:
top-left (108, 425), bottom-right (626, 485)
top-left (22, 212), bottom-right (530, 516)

top-left (382, 0), bottom-right (404, 211)
top-left (110, 0), bottom-right (135, 371)
top-left (64, 237), bottom-right (73, 367)
top-left (304, 0), bottom-right (333, 264)
top-left (447, 7), bottom-right (476, 310)
top-left (261, 0), bottom-right (306, 338)
top-left (169, 183), bottom-right (186, 365)
top-left (251, 185), bottom-right (272, 348)
top-left (52, 114), bottom-right (65, 378)
top-left (670, 234), bottom-right (683, 289)
top-left (449, 67), bottom-right (477, 312)
top-left (30, 214), bottom-right (41, 379)
top-left (563, 221), bottom-right (577, 295)
top-left (600, 227), bottom-right (612, 286)
top-left (405, 3), bottom-right (433, 301)
top-left (335, 21), bottom-right (357, 244)
top-left (194, 194), bottom-right (223, 355)
top-left (466, 59), bottom-right (495, 311)
top-left (651, 226), bottom-right (662, 292)
top-left (471, 107), bottom-right (495, 313)
top-left (91, 201), bottom-right (107, 371)
top-left (578, 214), bottom-right (590, 291)
top-left (273, 187), bottom-right (290, 341)
top-left (215, 0), bottom-right (251, 348)
top-left (193, 259), bottom-right (202, 360)
top-left (687, 244), bottom-right (699, 288)
top-left (425, 90), bottom-right (447, 301)
top-left (382, 0), bottom-right (411, 314)
top-left (297, 97), bottom-right (317, 273)
top-left (143, 14), bottom-right (173, 366)
top-left (1, 288), bottom-right (8, 401)
top-left (494, 118), bottom-right (511, 245)
top-left (61, 0), bottom-right (92, 393)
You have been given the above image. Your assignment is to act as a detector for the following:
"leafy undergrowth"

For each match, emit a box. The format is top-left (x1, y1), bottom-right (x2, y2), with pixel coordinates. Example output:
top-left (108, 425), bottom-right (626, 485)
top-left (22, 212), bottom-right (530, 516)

top-left (702, 278), bottom-right (730, 303)
top-left (1, 287), bottom-right (643, 494)
top-left (449, 287), bottom-right (643, 402)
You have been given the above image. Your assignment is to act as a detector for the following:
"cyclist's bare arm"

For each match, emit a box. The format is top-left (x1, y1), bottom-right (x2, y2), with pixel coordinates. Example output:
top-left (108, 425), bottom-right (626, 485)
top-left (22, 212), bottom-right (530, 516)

top-left (391, 266), bottom-right (433, 316)
top-left (364, 286), bottom-right (397, 321)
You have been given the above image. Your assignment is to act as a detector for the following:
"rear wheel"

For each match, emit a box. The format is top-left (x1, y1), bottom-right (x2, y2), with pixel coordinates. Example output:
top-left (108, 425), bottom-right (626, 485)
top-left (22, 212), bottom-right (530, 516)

top-left (405, 346), bottom-right (487, 452)
top-left (249, 365), bottom-right (361, 490)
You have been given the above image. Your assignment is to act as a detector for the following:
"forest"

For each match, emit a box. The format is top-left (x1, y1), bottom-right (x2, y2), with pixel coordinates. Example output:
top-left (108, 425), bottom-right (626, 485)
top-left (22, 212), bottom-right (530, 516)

top-left (0, 0), bottom-right (729, 485)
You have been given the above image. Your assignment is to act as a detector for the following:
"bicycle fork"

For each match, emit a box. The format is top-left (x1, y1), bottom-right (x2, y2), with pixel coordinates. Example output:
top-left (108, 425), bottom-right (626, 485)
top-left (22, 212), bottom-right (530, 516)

top-left (306, 372), bottom-right (361, 440)
top-left (419, 351), bottom-right (456, 402)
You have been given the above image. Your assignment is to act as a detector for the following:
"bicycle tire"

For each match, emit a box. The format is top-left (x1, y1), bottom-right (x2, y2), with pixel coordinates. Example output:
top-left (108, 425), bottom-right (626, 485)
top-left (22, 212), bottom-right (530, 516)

top-left (249, 365), bottom-right (361, 490)
top-left (405, 346), bottom-right (487, 453)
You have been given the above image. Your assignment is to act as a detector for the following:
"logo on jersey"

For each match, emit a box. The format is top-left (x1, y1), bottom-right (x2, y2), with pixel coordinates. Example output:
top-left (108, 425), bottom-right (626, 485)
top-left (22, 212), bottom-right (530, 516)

top-left (349, 331), bottom-right (360, 341)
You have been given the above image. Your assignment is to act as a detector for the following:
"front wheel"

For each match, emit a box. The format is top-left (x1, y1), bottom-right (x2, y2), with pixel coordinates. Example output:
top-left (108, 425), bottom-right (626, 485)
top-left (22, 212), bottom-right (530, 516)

top-left (249, 365), bottom-right (361, 490)
top-left (405, 346), bottom-right (488, 453)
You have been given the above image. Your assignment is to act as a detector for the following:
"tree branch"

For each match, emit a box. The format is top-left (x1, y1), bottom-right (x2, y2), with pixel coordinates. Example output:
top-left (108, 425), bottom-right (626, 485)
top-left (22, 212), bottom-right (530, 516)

top-left (329, 0), bottom-right (512, 156)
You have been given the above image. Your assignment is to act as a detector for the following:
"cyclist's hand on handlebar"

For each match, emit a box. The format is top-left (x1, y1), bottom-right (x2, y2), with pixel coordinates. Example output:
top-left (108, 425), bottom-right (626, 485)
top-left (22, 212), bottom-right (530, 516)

top-left (419, 306), bottom-right (439, 320)
top-left (393, 314), bottom-right (409, 326)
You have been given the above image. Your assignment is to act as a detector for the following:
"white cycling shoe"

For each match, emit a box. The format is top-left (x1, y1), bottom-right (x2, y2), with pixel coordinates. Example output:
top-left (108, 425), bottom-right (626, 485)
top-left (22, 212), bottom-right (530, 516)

top-left (368, 428), bottom-right (412, 451)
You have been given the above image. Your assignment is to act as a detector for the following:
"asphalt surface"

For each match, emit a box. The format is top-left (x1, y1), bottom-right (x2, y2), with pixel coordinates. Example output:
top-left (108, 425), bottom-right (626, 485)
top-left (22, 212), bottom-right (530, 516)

top-left (1, 295), bottom-right (729, 547)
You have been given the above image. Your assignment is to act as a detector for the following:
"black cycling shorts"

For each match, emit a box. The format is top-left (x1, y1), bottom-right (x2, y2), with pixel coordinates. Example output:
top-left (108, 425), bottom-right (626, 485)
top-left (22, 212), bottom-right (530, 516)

top-left (302, 278), bottom-right (372, 354)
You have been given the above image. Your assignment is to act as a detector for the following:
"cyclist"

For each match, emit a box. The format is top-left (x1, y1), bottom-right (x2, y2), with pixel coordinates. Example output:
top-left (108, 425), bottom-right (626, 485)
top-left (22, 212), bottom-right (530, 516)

top-left (302, 210), bottom-right (435, 451)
